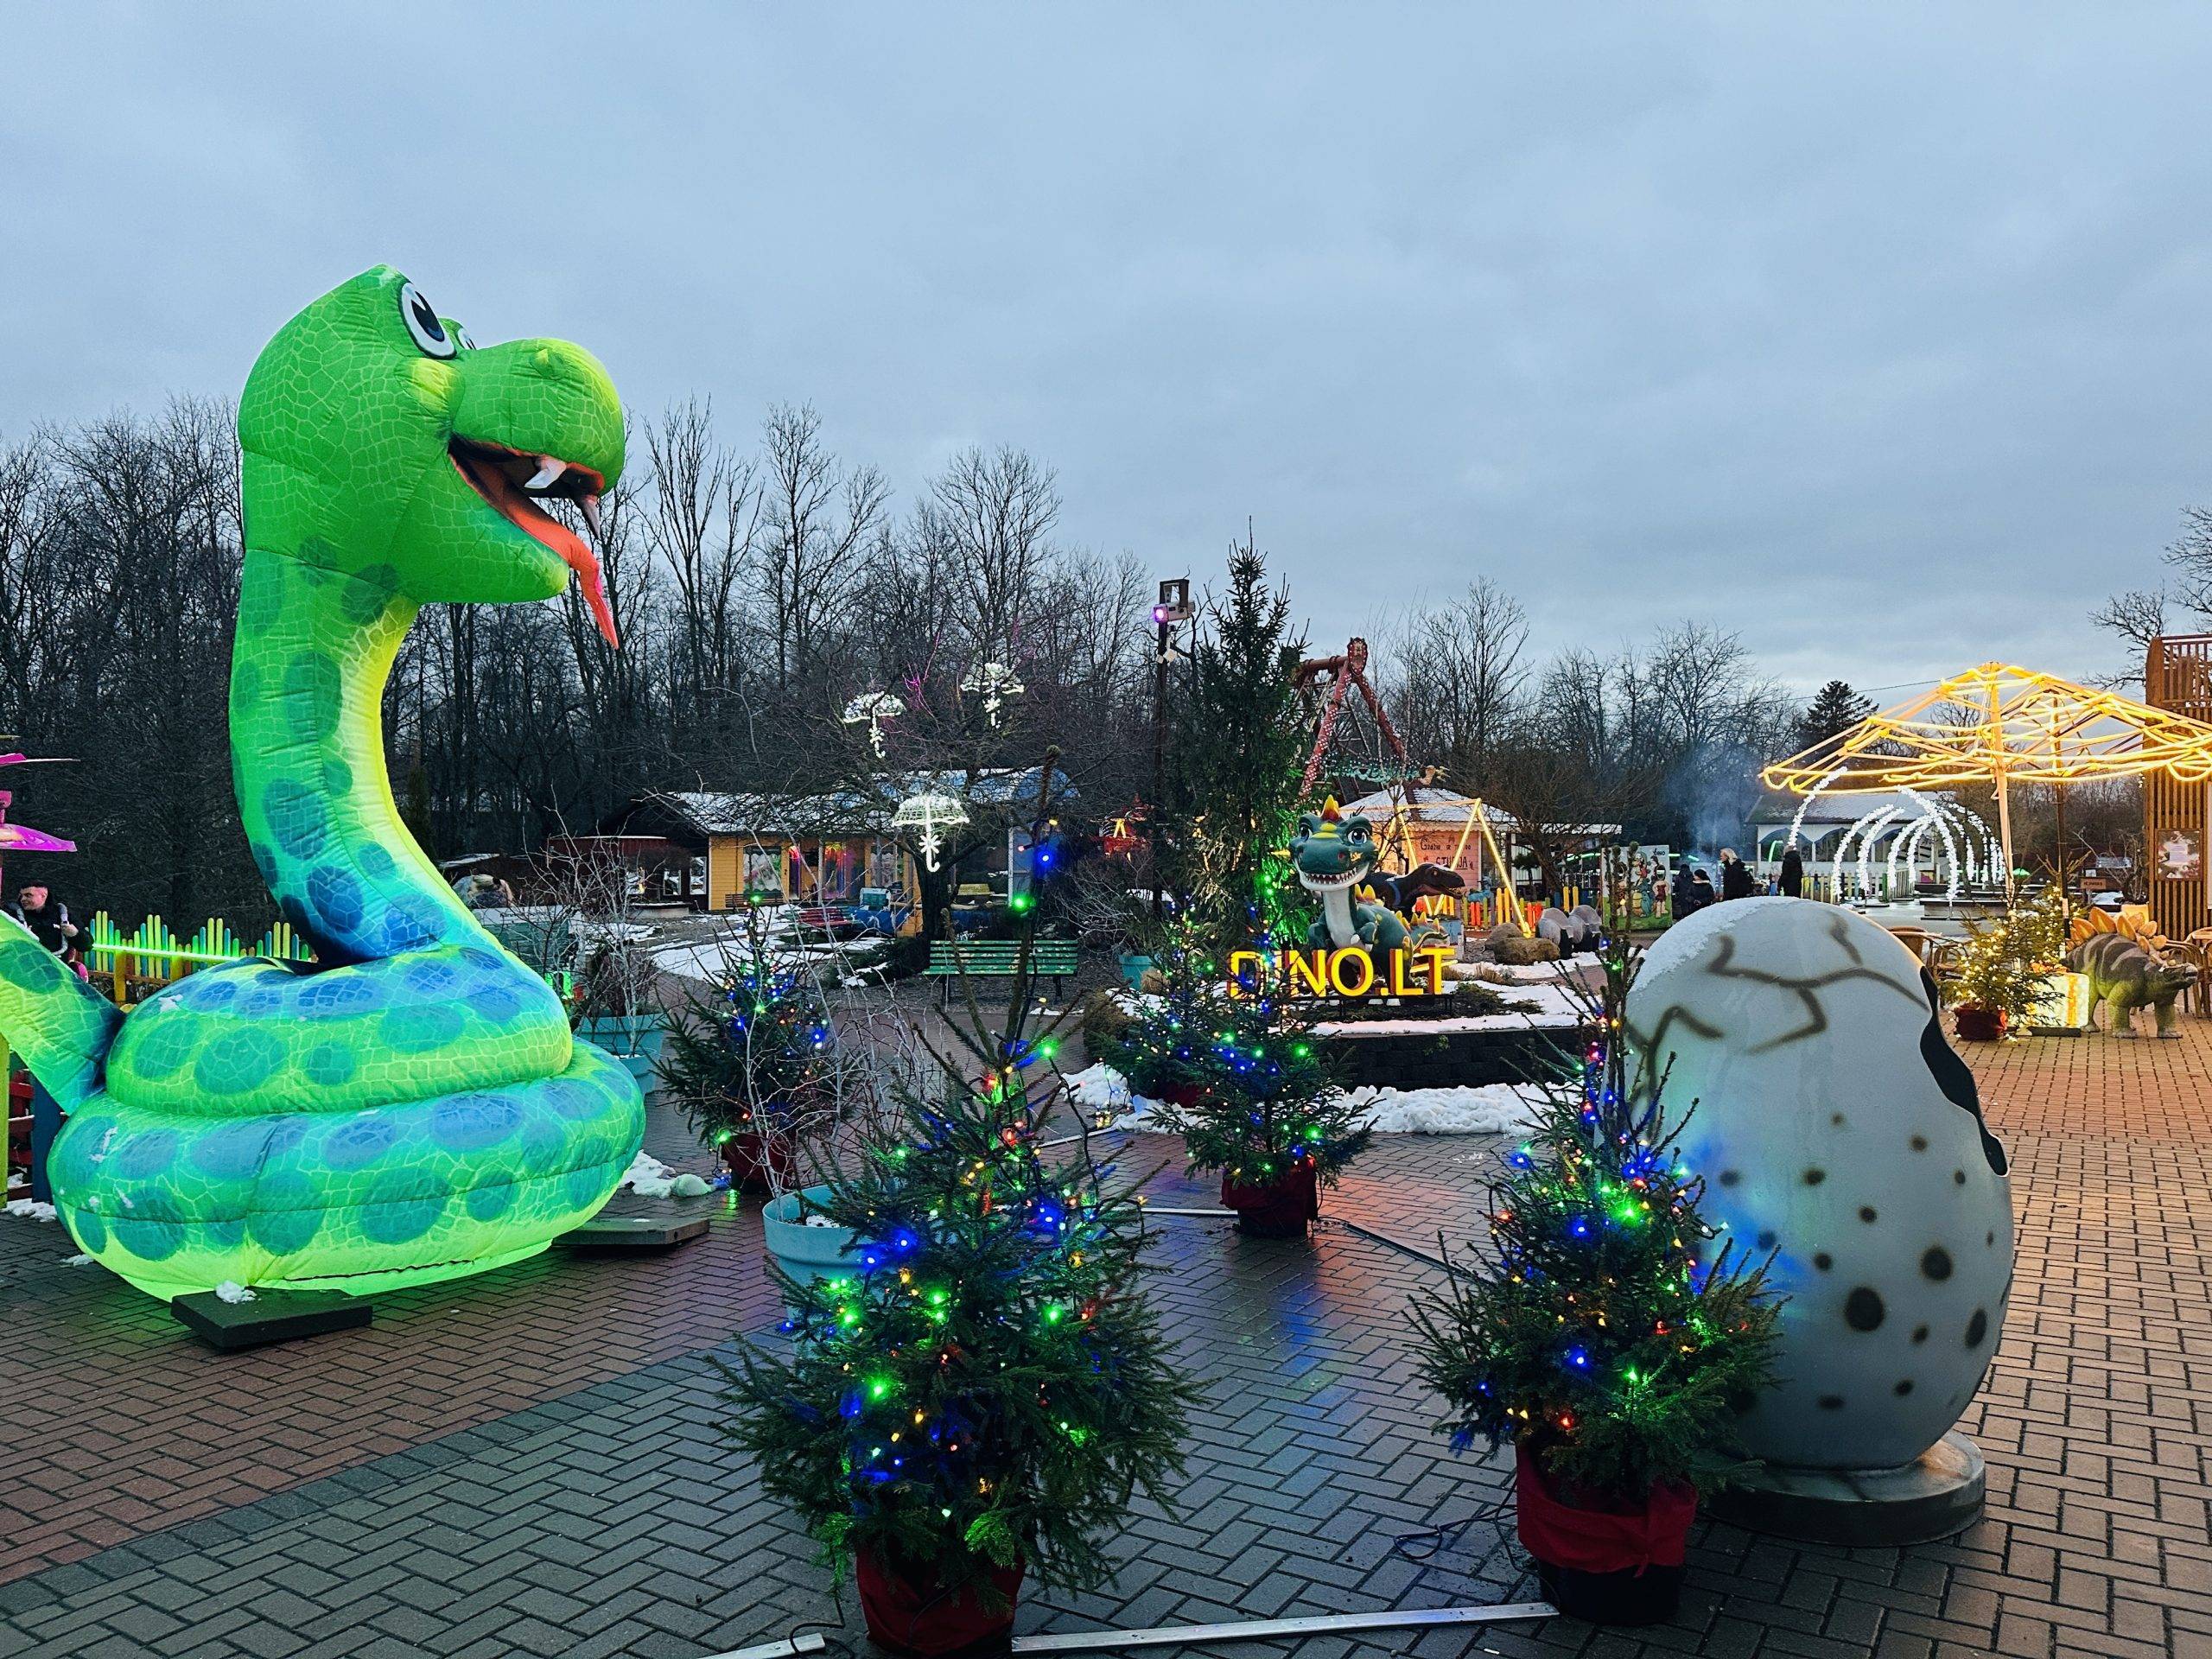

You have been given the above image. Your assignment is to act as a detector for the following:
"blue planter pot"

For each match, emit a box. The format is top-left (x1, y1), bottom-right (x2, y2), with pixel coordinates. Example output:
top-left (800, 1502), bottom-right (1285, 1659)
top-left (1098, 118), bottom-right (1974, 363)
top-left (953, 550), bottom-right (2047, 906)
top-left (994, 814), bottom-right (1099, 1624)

top-left (1117, 953), bottom-right (1154, 991)
top-left (577, 1013), bottom-right (667, 1090)
top-left (762, 1184), bottom-right (863, 1304)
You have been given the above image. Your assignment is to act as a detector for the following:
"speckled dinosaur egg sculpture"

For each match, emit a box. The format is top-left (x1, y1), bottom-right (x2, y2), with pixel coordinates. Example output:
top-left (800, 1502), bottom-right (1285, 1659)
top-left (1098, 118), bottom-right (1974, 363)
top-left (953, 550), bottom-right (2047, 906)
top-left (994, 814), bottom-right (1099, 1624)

top-left (1624, 897), bottom-right (2013, 1471)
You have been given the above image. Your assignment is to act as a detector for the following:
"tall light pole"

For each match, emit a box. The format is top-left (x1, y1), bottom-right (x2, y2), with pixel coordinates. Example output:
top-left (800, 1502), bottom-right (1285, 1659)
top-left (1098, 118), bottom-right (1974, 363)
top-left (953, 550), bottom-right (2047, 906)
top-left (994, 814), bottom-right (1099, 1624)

top-left (1149, 578), bottom-right (1193, 923)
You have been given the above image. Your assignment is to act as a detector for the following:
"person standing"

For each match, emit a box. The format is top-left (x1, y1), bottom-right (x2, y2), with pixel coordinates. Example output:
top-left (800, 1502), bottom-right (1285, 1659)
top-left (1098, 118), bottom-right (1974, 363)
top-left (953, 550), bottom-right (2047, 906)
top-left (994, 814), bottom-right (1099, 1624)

top-left (1719, 848), bottom-right (1755, 901)
top-left (7, 882), bottom-right (85, 978)
top-left (1777, 842), bottom-right (1806, 899)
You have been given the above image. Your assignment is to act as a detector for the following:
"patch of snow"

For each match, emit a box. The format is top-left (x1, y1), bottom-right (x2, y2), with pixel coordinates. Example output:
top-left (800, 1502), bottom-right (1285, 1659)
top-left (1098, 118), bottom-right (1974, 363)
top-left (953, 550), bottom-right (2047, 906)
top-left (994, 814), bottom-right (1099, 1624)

top-left (669, 1172), bottom-right (712, 1198)
top-left (1483, 952), bottom-right (1599, 983)
top-left (213, 1281), bottom-right (257, 1304)
top-left (575, 919), bottom-right (657, 947)
top-left (64, 1253), bottom-right (93, 1267)
top-left (4, 1198), bottom-right (57, 1222)
top-left (802, 1212), bottom-right (838, 1229)
top-left (1349, 1084), bottom-right (1540, 1135)
top-left (1065, 1062), bottom-right (1130, 1116)
top-left (1068, 1064), bottom-right (1539, 1138)
top-left (616, 1150), bottom-right (678, 1198)
top-left (1315, 978), bottom-right (1586, 1035)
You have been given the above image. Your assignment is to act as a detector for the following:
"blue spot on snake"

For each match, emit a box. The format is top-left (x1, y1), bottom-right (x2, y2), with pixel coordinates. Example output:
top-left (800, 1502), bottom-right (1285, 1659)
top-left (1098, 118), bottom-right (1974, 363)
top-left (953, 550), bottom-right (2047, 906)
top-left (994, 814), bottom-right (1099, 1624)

top-left (308, 866), bottom-right (365, 934)
top-left (194, 1029), bottom-right (286, 1095)
top-left (303, 1044), bottom-right (359, 1087)
top-left (114, 1129), bottom-right (180, 1179)
top-left (264, 780), bottom-right (330, 861)
top-left (382, 1004), bottom-right (463, 1054)
top-left (433, 1094), bottom-right (522, 1152)
top-left (324, 1115), bottom-right (397, 1171)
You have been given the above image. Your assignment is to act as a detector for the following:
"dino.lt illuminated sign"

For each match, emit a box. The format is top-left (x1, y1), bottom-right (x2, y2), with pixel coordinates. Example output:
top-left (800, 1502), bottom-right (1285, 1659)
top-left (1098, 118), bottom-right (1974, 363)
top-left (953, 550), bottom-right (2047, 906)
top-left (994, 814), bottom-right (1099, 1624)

top-left (1228, 946), bottom-right (1454, 999)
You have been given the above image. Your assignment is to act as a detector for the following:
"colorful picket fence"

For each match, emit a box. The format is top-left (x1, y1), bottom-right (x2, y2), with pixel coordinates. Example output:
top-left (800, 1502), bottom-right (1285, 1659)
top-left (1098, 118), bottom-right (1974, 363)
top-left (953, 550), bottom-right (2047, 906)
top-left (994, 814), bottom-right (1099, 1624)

top-left (86, 912), bottom-right (315, 1004)
top-left (1445, 887), bottom-right (1580, 935)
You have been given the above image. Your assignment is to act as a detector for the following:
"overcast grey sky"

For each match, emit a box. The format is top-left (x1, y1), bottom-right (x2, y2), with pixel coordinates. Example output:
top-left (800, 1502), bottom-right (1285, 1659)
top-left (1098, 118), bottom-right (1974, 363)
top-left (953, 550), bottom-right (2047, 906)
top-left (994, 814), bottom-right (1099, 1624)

top-left (6, 4), bottom-right (2210, 697)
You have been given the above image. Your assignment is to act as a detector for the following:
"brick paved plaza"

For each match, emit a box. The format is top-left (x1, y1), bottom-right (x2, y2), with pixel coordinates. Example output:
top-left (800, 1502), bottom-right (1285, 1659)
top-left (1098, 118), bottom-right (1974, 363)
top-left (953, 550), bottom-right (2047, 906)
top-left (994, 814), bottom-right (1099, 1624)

top-left (3, 1020), bottom-right (2209, 1659)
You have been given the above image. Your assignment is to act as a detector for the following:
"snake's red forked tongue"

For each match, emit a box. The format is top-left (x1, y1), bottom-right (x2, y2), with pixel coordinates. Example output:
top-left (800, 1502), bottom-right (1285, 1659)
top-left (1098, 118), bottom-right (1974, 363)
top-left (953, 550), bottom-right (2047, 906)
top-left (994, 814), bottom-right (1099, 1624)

top-left (530, 508), bottom-right (619, 649)
top-left (565, 502), bottom-right (620, 648)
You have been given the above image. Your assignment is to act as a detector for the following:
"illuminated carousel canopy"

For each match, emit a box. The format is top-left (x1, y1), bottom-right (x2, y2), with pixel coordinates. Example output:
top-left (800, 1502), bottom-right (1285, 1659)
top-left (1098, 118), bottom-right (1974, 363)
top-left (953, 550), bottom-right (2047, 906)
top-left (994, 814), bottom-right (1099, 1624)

top-left (1761, 662), bottom-right (2212, 891)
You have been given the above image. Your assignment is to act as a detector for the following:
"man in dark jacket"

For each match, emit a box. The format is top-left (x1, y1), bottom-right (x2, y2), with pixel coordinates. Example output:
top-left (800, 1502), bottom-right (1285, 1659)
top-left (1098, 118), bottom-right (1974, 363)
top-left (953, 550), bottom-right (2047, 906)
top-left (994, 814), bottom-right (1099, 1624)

top-left (1719, 848), bottom-right (1755, 900)
top-left (1777, 843), bottom-right (1805, 899)
top-left (7, 883), bottom-right (82, 965)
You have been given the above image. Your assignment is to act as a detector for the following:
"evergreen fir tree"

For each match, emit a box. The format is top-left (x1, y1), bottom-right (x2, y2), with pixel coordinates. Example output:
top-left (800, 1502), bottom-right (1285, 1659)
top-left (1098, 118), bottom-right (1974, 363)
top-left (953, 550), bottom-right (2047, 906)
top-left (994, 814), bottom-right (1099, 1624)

top-left (1792, 680), bottom-right (1874, 753)
top-left (1162, 532), bottom-right (1310, 957)
top-left (1095, 925), bottom-right (1371, 1191)
top-left (1412, 929), bottom-right (1780, 1502)
top-left (658, 906), bottom-right (838, 1153)
top-left (726, 784), bottom-right (1194, 1601)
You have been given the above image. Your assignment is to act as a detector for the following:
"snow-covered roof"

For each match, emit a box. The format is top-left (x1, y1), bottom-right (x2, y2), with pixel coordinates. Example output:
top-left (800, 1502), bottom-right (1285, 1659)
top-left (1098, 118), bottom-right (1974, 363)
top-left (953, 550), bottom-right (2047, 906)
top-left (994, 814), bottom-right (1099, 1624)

top-left (652, 766), bottom-right (1076, 839)
top-left (1751, 790), bottom-right (1944, 826)
top-left (1337, 788), bottom-right (1618, 836)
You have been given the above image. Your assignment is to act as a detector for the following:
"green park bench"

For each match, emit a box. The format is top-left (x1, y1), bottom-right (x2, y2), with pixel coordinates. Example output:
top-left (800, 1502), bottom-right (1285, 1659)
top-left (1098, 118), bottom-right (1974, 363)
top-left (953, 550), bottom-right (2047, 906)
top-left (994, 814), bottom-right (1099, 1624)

top-left (924, 938), bottom-right (1080, 1008)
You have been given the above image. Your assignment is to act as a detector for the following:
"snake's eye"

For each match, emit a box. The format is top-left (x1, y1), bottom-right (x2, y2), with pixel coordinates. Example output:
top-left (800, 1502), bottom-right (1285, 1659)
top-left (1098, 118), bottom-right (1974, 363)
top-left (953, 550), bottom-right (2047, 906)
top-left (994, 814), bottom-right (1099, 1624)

top-left (397, 281), bottom-right (457, 359)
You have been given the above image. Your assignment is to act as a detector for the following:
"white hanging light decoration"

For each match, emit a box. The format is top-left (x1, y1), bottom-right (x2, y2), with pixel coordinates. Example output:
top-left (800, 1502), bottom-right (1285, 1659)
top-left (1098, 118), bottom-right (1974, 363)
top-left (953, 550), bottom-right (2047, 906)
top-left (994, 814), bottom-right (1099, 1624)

top-left (841, 690), bottom-right (906, 757)
top-left (960, 662), bottom-right (1025, 727)
top-left (891, 790), bottom-right (968, 872)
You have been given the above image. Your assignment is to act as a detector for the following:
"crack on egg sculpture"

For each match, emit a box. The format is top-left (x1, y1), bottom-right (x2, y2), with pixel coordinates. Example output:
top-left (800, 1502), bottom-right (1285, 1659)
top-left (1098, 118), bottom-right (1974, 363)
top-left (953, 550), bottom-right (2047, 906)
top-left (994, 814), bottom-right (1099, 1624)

top-left (1625, 897), bottom-right (2012, 1471)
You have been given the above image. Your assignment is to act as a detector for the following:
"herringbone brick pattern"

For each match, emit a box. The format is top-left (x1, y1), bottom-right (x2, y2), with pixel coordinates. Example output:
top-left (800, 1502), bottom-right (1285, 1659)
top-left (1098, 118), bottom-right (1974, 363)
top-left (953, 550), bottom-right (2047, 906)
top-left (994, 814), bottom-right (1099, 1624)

top-left (0, 1020), bottom-right (2207, 1657)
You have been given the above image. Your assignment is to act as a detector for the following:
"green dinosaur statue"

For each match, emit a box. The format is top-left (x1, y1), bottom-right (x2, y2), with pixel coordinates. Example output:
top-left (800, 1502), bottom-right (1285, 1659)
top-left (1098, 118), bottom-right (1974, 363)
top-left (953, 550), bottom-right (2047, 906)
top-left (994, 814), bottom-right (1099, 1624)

top-left (5, 267), bottom-right (644, 1300)
top-left (1287, 798), bottom-right (1461, 967)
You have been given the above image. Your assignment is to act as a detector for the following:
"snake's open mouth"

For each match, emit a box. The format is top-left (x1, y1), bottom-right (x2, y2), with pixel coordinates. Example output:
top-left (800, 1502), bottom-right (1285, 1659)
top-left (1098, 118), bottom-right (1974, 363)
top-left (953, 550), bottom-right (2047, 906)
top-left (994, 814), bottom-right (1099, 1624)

top-left (448, 435), bottom-right (619, 647)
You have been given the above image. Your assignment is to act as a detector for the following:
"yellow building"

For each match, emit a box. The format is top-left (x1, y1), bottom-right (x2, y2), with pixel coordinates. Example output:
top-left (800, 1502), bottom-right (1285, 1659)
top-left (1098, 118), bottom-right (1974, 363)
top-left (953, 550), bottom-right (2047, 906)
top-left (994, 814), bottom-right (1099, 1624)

top-left (598, 790), bottom-right (919, 922)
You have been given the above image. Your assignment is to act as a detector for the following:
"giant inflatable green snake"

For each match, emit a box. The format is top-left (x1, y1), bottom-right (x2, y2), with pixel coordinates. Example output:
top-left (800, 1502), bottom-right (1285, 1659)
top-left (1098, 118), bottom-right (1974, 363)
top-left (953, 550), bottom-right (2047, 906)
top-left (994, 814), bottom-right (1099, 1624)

top-left (3, 268), bottom-right (645, 1300)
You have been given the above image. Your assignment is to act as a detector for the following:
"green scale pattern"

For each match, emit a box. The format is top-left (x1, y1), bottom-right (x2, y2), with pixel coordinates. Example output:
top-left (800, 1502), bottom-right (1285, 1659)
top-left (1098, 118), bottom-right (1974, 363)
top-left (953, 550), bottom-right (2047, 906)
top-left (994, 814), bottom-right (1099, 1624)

top-left (7, 267), bottom-right (644, 1299)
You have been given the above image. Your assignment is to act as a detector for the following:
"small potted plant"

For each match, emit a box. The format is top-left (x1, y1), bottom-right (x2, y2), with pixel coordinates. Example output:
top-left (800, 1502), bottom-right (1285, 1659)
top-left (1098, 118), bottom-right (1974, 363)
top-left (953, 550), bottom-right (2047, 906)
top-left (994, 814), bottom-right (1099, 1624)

top-left (725, 931), bottom-right (1193, 1656)
top-left (1412, 928), bottom-right (1780, 1626)
top-left (658, 909), bottom-right (838, 1194)
top-left (1096, 931), bottom-right (1369, 1238)
top-left (550, 842), bottom-right (666, 1083)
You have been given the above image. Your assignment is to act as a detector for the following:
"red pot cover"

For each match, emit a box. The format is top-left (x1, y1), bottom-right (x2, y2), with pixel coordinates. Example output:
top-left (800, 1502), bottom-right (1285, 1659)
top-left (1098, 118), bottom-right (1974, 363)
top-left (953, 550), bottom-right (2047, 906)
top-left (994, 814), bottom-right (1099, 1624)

top-left (854, 1548), bottom-right (1025, 1657)
top-left (1219, 1166), bottom-right (1319, 1231)
top-left (721, 1130), bottom-right (799, 1194)
top-left (1954, 1005), bottom-right (2008, 1043)
top-left (1515, 1446), bottom-right (1696, 1576)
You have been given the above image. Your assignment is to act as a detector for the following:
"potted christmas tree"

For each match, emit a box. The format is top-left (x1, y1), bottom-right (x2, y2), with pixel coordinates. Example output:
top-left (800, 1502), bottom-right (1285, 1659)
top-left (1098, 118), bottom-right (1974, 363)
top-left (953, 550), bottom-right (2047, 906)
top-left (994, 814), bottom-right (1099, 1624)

top-left (1412, 929), bottom-right (1779, 1626)
top-left (658, 907), bottom-right (839, 1194)
top-left (728, 783), bottom-right (1194, 1656)
top-left (1945, 890), bottom-right (2064, 1041)
top-left (1097, 932), bottom-right (1370, 1238)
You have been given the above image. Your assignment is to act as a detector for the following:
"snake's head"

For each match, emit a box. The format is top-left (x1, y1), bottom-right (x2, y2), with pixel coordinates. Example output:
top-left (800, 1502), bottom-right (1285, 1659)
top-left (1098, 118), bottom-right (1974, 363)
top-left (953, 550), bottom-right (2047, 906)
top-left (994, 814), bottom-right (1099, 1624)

top-left (238, 266), bottom-right (626, 645)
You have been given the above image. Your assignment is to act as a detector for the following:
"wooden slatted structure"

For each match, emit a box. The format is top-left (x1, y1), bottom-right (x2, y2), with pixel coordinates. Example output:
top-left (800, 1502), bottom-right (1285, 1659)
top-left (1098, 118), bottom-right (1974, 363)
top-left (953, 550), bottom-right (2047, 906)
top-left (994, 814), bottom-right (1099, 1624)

top-left (2144, 636), bottom-right (2212, 941)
